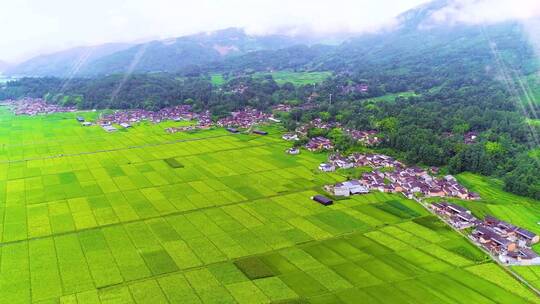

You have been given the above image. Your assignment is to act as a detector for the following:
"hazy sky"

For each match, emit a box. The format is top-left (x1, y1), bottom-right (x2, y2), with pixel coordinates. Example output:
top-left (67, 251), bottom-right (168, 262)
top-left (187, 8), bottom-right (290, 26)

top-left (1, 0), bottom-right (540, 63)
top-left (0, 0), bottom-right (429, 63)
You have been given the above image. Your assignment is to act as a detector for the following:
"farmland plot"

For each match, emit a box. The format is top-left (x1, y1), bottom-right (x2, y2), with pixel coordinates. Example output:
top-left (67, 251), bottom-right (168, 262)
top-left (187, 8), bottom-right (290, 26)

top-left (0, 109), bottom-right (536, 303)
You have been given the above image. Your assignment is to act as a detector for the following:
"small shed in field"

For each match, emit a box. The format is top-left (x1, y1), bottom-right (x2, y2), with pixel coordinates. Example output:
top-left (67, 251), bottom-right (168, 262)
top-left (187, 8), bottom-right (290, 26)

top-left (253, 130), bottom-right (268, 135)
top-left (312, 195), bottom-right (333, 206)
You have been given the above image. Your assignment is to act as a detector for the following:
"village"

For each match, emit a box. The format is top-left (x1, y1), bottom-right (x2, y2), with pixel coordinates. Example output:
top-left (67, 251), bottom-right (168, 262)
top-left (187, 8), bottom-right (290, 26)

top-left (216, 108), bottom-right (274, 128)
top-left (94, 105), bottom-right (277, 134)
top-left (1, 98), bottom-right (77, 115)
top-left (311, 151), bottom-right (540, 266)
top-left (319, 152), bottom-right (480, 200)
top-left (165, 110), bottom-right (213, 133)
top-left (430, 202), bottom-right (540, 265)
top-left (98, 105), bottom-right (201, 125)
top-left (281, 117), bottom-right (381, 152)
top-left (442, 130), bottom-right (479, 145)
top-left (94, 106), bottom-right (280, 134)
top-left (3, 99), bottom-right (384, 148)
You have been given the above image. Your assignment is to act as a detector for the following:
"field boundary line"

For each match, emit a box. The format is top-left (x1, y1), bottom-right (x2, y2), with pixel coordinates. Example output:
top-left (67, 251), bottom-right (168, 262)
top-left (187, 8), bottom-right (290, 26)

top-left (0, 133), bottom-right (239, 164)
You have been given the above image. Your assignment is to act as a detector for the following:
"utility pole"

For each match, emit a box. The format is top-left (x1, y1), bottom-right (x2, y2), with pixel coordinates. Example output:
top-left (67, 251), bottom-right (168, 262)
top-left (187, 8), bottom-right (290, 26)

top-left (329, 93), bottom-right (332, 105)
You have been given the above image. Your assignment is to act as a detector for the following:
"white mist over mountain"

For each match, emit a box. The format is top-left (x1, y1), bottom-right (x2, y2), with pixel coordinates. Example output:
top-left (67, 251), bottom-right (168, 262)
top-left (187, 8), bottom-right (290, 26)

top-left (0, 0), bottom-right (429, 63)
top-left (3, 0), bottom-right (540, 65)
top-left (427, 0), bottom-right (540, 26)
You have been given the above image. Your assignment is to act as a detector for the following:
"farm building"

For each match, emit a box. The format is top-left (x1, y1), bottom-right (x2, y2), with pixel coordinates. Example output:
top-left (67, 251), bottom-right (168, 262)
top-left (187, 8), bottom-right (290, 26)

top-left (226, 127), bottom-right (239, 133)
top-left (318, 163), bottom-right (336, 172)
top-left (76, 116), bottom-right (85, 122)
top-left (102, 125), bottom-right (117, 132)
top-left (472, 226), bottom-right (517, 253)
top-left (282, 133), bottom-right (299, 141)
top-left (333, 180), bottom-right (369, 197)
top-left (286, 148), bottom-right (300, 155)
top-left (306, 137), bottom-right (333, 151)
top-left (430, 202), bottom-right (479, 229)
top-left (253, 130), bottom-right (268, 135)
top-left (312, 195), bottom-right (333, 206)
top-left (516, 228), bottom-right (540, 246)
top-left (504, 248), bottom-right (540, 265)
top-left (120, 123), bottom-right (131, 128)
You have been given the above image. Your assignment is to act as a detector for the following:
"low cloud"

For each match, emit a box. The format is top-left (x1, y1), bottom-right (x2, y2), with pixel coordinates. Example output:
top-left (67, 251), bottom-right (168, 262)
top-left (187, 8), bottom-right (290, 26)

top-left (427, 0), bottom-right (540, 26)
top-left (424, 0), bottom-right (540, 74)
top-left (0, 0), bottom-right (429, 63)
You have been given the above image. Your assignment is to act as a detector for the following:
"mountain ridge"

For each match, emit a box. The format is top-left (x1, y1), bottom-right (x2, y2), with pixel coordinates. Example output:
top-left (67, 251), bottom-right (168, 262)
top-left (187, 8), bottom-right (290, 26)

top-left (5, 42), bottom-right (135, 77)
top-left (6, 28), bottom-right (322, 77)
top-left (5, 1), bottom-right (539, 78)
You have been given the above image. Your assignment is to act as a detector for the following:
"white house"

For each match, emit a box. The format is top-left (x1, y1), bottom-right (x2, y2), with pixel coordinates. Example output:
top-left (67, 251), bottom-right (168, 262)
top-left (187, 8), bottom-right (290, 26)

top-left (282, 133), bottom-right (299, 141)
top-left (333, 180), bottom-right (369, 196)
top-left (335, 160), bottom-right (355, 169)
top-left (287, 148), bottom-right (300, 155)
top-left (102, 125), bottom-right (117, 132)
top-left (319, 163), bottom-right (336, 172)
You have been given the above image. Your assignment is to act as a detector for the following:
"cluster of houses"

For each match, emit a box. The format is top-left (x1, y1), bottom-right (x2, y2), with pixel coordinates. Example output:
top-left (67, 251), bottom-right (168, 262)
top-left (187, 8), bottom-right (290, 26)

top-left (165, 111), bottom-right (213, 133)
top-left (341, 83), bottom-right (369, 94)
top-left (216, 108), bottom-right (273, 128)
top-left (319, 153), bottom-right (401, 173)
top-left (345, 129), bottom-right (381, 146)
top-left (360, 168), bottom-right (480, 200)
top-left (300, 118), bottom-right (341, 135)
top-left (230, 84), bottom-right (249, 94)
top-left (464, 131), bottom-right (479, 144)
top-left (98, 105), bottom-right (197, 126)
top-left (272, 104), bottom-right (292, 112)
top-left (442, 131), bottom-right (479, 145)
top-left (281, 118), bottom-right (381, 152)
top-left (271, 103), bottom-right (317, 113)
top-left (96, 106), bottom-right (214, 133)
top-left (3, 98), bottom-right (76, 115)
top-left (430, 202), bottom-right (479, 229)
top-left (306, 137), bottom-right (334, 152)
top-left (430, 202), bottom-right (540, 265)
top-left (282, 119), bottom-right (340, 152)
top-left (321, 153), bottom-right (480, 200)
top-left (166, 107), bottom-right (276, 134)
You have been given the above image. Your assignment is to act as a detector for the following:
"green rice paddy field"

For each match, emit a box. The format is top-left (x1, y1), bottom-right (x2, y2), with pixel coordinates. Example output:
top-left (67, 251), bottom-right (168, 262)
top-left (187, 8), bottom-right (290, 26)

top-left (253, 71), bottom-right (332, 86)
top-left (0, 108), bottom-right (538, 303)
